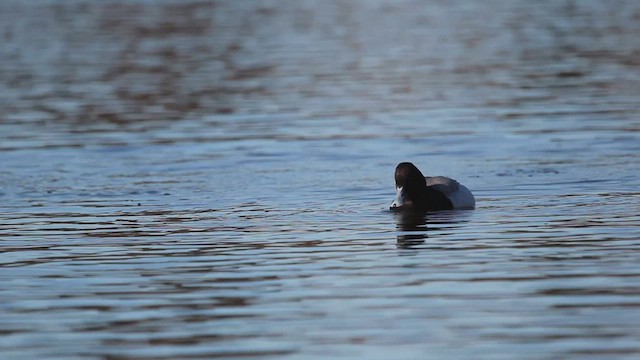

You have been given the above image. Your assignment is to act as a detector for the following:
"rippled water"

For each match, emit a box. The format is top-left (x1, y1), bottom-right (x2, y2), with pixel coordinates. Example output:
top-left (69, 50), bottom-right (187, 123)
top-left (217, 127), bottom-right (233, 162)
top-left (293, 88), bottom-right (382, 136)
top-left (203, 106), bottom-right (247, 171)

top-left (1, 1), bottom-right (640, 359)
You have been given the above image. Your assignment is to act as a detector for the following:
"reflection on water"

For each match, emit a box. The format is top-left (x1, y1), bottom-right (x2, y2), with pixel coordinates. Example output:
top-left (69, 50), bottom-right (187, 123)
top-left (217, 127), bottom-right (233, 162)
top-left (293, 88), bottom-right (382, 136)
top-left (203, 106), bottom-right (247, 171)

top-left (395, 211), bottom-right (429, 248)
top-left (1, 1), bottom-right (640, 359)
top-left (395, 211), bottom-right (474, 249)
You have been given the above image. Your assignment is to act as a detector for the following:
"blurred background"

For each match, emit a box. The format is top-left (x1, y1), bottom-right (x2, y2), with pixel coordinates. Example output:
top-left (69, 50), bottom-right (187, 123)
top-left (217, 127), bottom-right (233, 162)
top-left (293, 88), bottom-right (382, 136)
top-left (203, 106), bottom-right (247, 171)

top-left (1, 1), bottom-right (640, 359)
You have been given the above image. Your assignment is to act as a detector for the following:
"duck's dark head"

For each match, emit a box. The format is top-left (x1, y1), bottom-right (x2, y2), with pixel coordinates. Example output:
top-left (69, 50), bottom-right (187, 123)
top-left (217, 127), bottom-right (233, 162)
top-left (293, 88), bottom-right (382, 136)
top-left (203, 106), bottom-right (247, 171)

top-left (391, 162), bottom-right (426, 210)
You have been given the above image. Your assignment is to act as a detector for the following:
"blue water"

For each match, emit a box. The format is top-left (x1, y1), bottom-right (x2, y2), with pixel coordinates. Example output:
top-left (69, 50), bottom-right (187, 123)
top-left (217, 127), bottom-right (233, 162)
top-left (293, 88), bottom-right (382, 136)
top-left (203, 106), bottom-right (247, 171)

top-left (1, 1), bottom-right (640, 359)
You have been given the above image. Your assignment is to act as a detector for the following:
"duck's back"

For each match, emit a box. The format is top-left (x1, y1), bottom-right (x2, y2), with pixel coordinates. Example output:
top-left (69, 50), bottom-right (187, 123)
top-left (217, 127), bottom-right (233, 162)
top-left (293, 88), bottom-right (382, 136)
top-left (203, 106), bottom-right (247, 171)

top-left (426, 176), bottom-right (459, 194)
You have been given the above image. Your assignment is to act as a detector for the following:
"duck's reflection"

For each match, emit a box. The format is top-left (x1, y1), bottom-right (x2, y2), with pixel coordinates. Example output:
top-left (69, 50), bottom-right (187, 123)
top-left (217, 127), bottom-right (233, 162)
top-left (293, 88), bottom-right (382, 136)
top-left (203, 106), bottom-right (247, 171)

top-left (395, 211), bottom-right (429, 248)
top-left (394, 210), bottom-right (472, 249)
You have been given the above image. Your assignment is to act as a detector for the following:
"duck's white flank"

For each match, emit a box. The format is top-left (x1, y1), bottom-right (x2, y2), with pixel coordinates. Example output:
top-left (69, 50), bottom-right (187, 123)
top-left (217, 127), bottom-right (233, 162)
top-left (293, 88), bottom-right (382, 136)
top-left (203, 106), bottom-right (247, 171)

top-left (426, 176), bottom-right (475, 209)
top-left (447, 183), bottom-right (475, 209)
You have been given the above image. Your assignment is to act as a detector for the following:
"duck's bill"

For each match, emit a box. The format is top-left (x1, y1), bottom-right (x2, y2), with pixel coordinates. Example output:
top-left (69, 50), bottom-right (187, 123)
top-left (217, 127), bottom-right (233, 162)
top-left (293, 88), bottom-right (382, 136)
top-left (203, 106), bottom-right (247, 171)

top-left (390, 186), bottom-right (405, 210)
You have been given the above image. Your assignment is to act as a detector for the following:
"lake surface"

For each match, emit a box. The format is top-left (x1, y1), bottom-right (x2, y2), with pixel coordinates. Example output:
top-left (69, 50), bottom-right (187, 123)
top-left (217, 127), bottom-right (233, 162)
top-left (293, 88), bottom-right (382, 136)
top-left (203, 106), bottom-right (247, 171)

top-left (1, 1), bottom-right (640, 359)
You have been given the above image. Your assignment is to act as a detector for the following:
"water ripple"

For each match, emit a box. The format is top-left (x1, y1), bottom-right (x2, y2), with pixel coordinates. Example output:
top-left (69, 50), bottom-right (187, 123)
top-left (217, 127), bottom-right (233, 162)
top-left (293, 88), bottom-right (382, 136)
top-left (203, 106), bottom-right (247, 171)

top-left (2, 1), bottom-right (640, 359)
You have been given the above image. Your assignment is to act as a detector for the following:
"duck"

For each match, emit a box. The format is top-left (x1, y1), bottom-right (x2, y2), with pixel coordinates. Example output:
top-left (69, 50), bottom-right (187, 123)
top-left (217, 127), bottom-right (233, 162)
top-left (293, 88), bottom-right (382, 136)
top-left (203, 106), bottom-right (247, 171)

top-left (390, 162), bottom-right (475, 211)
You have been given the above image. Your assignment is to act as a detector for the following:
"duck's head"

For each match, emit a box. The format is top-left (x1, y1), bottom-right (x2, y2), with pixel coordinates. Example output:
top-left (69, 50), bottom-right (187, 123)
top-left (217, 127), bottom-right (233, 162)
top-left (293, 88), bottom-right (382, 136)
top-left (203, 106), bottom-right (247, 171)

top-left (390, 162), bottom-right (426, 210)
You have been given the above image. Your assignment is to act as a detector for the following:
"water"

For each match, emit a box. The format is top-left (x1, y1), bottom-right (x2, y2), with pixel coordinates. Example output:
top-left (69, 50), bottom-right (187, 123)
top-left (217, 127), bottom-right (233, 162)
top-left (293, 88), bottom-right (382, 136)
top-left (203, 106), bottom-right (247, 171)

top-left (1, 1), bottom-right (640, 359)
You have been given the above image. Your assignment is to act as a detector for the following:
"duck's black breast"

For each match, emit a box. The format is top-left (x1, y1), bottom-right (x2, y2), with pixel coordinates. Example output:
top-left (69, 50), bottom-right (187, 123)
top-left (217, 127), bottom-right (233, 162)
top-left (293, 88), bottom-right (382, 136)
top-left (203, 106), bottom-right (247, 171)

top-left (422, 187), bottom-right (454, 210)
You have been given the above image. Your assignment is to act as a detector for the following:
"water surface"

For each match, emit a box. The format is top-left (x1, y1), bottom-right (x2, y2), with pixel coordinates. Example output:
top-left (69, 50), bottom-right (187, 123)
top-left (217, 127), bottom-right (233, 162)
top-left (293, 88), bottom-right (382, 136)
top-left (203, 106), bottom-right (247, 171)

top-left (1, 1), bottom-right (640, 359)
